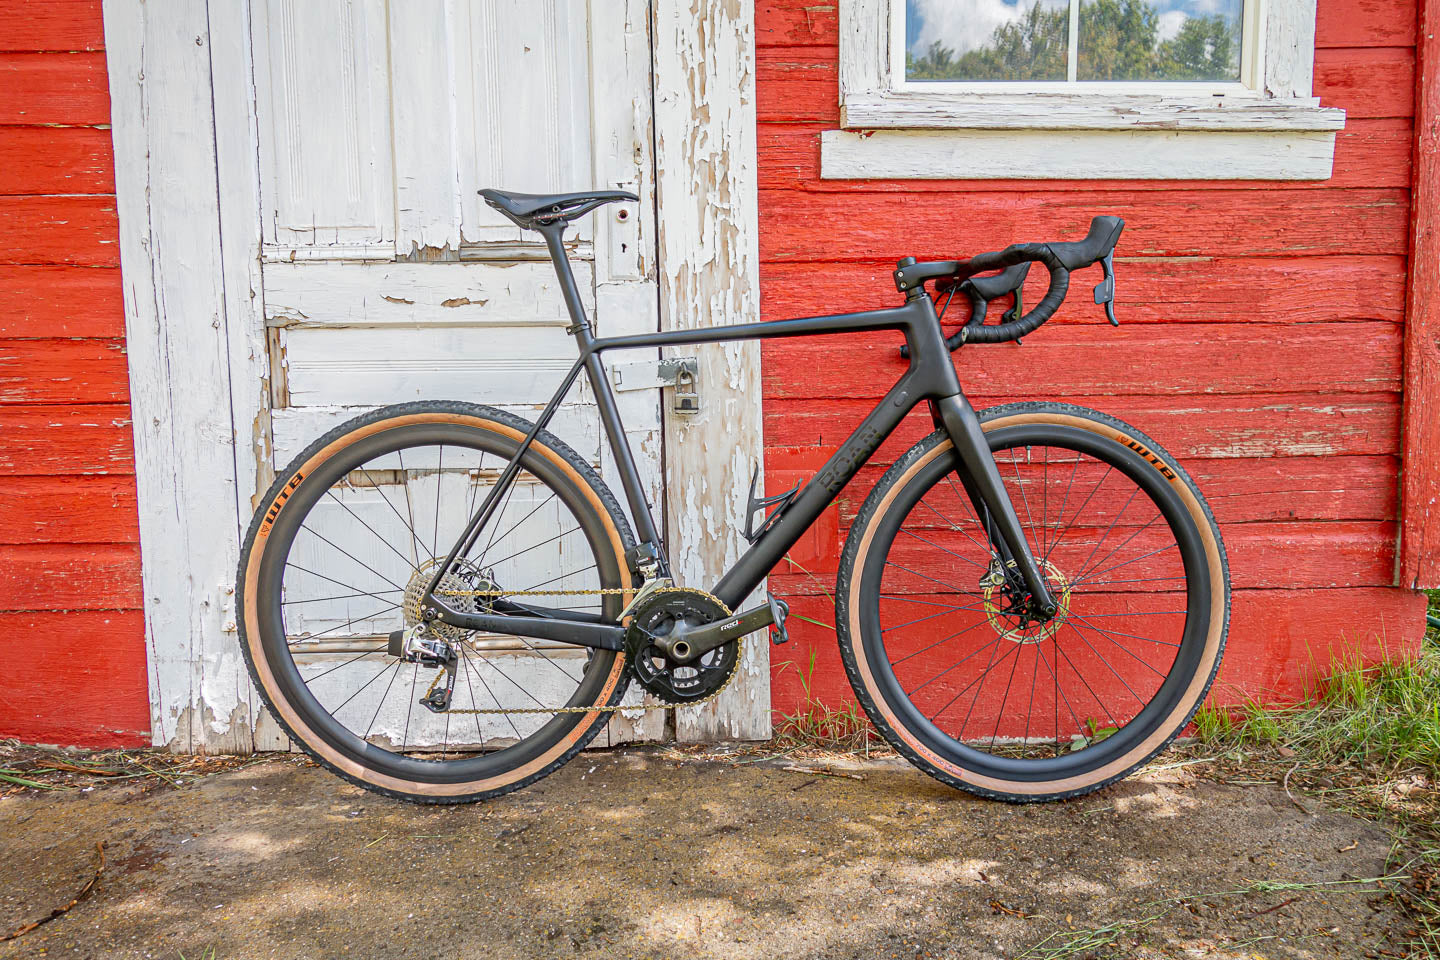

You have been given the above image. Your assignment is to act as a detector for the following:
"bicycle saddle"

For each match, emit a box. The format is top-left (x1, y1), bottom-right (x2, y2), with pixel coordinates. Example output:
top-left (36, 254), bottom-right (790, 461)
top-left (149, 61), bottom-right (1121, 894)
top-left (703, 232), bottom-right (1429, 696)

top-left (479, 188), bottom-right (637, 226)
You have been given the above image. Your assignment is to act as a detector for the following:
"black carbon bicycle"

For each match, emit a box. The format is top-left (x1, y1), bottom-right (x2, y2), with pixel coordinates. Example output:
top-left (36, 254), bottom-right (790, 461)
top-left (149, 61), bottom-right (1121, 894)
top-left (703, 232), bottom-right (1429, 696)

top-left (238, 188), bottom-right (1230, 804)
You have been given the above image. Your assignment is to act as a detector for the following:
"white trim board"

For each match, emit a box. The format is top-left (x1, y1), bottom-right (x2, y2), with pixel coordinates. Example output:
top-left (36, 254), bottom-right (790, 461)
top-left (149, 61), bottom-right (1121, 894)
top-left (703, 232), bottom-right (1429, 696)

top-left (820, 128), bottom-right (1338, 181)
top-left (652, 0), bottom-right (770, 741)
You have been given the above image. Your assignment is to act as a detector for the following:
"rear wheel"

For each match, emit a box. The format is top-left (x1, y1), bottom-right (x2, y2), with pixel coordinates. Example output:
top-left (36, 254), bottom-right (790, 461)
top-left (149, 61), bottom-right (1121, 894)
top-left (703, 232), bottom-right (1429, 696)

top-left (238, 401), bottom-right (635, 804)
top-left (837, 402), bottom-right (1229, 801)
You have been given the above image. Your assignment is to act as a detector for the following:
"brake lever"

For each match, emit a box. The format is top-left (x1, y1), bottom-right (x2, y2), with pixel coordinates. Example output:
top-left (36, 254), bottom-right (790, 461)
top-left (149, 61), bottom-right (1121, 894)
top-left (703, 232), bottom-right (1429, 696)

top-left (1094, 251), bottom-right (1118, 326)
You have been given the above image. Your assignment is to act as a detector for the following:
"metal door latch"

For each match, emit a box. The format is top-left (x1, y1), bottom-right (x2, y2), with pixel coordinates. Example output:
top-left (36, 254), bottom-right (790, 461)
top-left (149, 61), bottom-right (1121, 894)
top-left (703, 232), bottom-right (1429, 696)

top-left (609, 357), bottom-right (700, 414)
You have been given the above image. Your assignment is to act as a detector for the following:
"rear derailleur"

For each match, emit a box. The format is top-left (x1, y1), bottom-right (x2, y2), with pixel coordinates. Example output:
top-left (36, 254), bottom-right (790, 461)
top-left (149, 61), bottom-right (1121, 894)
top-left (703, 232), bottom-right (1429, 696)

top-left (387, 624), bottom-right (458, 713)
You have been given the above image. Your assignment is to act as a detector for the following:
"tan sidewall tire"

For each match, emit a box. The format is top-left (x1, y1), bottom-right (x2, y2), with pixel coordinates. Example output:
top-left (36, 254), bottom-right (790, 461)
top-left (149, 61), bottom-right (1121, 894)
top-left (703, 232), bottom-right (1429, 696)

top-left (238, 406), bottom-right (633, 802)
top-left (840, 406), bottom-right (1229, 800)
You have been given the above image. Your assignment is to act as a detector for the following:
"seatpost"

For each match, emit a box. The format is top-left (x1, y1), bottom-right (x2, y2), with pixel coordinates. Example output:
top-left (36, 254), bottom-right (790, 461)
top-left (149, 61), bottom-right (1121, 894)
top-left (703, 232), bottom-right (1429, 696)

top-left (535, 221), bottom-right (595, 341)
top-left (532, 220), bottom-right (669, 577)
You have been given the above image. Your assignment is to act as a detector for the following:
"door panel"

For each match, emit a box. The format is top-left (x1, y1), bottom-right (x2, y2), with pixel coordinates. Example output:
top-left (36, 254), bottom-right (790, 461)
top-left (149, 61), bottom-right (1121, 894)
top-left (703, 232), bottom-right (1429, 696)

top-left (253, 0), bottom-right (395, 255)
top-left (248, 0), bottom-right (664, 745)
top-left (451, 0), bottom-right (595, 246)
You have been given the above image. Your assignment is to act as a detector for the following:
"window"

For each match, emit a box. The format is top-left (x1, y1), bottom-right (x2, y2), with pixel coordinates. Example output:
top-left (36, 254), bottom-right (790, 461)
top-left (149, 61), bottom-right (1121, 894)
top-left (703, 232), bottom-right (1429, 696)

top-left (825, 0), bottom-right (1344, 180)
top-left (897, 0), bottom-right (1257, 91)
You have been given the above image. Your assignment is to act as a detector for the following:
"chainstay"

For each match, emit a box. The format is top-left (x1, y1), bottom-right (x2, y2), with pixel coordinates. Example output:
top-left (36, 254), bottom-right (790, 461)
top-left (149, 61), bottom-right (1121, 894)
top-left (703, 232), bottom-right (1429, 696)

top-left (421, 586), bottom-right (743, 714)
top-left (428, 638), bottom-right (744, 715)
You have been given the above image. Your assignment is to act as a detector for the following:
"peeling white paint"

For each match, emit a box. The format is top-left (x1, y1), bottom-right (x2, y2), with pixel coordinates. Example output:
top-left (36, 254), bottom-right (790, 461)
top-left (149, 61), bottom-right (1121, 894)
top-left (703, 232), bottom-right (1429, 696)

top-left (653, 0), bottom-right (770, 741)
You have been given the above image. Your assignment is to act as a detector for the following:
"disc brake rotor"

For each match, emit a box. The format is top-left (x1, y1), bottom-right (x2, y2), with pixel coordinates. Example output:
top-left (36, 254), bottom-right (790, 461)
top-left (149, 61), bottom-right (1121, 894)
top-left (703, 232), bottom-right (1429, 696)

top-left (981, 558), bottom-right (1072, 643)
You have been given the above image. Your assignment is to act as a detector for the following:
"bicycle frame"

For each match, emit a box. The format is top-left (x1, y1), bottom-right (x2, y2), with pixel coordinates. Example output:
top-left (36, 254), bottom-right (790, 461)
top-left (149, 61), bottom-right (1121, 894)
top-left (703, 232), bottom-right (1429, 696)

top-left (423, 221), bottom-right (1057, 650)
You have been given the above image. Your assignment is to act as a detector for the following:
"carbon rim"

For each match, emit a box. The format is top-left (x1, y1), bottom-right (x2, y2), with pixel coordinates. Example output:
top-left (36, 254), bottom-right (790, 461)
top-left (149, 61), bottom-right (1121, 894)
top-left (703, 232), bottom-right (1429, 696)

top-left (856, 424), bottom-right (1211, 782)
top-left (250, 418), bottom-right (626, 786)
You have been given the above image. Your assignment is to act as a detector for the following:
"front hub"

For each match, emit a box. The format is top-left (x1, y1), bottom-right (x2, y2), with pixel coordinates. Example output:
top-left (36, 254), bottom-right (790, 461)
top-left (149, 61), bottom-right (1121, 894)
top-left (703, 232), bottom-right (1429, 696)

top-left (980, 558), bottom-right (1072, 643)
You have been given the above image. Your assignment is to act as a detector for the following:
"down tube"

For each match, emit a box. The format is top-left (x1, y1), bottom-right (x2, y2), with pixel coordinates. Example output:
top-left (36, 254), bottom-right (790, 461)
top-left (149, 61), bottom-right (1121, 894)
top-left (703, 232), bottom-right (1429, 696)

top-left (712, 374), bottom-right (924, 611)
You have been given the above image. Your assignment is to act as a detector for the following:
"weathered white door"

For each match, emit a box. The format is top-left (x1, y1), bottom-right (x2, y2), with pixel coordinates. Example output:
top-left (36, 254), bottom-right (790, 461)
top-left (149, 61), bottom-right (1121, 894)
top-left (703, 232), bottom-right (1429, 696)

top-left (247, 0), bottom-right (665, 746)
top-left (105, 0), bottom-right (766, 751)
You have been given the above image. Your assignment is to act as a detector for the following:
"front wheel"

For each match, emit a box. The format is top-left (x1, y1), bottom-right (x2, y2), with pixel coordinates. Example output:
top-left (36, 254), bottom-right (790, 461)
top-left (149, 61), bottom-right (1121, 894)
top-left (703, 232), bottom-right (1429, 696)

top-left (837, 402), bottom-right (1230, 802)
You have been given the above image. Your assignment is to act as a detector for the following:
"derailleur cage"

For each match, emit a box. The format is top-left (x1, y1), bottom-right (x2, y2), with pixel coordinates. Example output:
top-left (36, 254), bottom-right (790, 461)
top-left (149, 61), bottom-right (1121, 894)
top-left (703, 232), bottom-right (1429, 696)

top-left (388, 625), bottom-right (459, 713)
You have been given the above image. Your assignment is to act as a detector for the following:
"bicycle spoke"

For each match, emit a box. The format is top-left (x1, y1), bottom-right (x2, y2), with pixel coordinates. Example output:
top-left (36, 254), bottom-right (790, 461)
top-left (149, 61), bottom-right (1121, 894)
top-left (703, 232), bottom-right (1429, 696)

top-left (484, 526), bottom-right (583, 569)
top-left (300, 643), bottom-right (389, 685)
top-left (357, 466), bottom-right (436, 565)
top-left (297, 525), bottom-right (409, 593)
top-left (882, 601), bottom-right (989, 635)
top-left (433, 445), bottom-right (444, 560)
top-left (283, 562), bottom-right (400, 604)
top-left (323, 489), bottom-right (421, 576)
top-left (1066, 615), bottom-right (1172, 675)
top-left (894, 617), bottom-right (995, 670)
top-left (463, 645), bottom-right (523, 742)
top-left (456, 644), bottom-right (488, 751)
top-left (362, 659), bottom-right (405, 741)
top-left (988, 637), bottom-right (1026, 749)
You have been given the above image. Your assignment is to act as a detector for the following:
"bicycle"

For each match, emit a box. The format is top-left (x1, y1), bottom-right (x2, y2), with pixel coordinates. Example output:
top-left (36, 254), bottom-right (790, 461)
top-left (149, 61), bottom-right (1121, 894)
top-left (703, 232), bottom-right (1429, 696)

top-left (237, 188), bottom-right (1231, 804)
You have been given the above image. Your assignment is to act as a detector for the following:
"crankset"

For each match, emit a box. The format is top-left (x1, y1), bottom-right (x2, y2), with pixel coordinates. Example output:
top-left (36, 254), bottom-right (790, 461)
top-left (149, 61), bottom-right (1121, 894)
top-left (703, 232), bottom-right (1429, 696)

top-left (626, 590), bottom-right (738, 703)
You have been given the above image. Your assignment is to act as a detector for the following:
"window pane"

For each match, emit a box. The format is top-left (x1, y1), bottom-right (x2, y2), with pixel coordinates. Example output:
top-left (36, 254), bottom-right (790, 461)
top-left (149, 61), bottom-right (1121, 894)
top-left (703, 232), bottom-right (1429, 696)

top-left (905, 0), bottom-right (1069, 82)
top-left (1077, 0), bottom-right (1243, 81)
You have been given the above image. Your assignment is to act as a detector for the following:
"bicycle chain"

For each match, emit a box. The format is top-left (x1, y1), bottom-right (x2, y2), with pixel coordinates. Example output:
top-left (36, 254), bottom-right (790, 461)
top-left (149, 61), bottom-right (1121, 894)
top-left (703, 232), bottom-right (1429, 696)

top-left (420, 586), bottom-right (743, 715)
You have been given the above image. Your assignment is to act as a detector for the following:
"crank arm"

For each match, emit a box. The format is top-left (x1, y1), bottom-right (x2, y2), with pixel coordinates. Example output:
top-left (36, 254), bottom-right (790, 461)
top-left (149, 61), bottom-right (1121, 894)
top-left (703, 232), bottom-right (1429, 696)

top-left (663, 595), bottom-right (786, 664)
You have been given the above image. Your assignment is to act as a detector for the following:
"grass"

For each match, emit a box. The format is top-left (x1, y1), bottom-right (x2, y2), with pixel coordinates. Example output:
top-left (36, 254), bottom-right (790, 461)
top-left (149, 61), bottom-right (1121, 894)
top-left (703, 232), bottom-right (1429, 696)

top-left (1187, 596), bottom-right (1440, 956)
top-left (772, 648), bottom-right (885, 754)
top-left (1191, 653), bottom-right (1440, 777)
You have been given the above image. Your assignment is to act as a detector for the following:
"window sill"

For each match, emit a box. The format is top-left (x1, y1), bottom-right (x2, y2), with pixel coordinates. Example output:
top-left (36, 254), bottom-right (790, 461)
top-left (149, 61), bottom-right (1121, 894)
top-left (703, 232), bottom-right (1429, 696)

top-left (823, 96), bottom-right (1345, 181)
top-left (839, 93), bottom-right (1345, 132)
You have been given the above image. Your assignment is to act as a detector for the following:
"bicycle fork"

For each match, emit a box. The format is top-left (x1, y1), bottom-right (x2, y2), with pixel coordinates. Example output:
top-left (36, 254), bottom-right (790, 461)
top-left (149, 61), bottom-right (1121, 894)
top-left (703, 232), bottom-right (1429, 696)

top-left (931, 394), bottom-right (1058, 619)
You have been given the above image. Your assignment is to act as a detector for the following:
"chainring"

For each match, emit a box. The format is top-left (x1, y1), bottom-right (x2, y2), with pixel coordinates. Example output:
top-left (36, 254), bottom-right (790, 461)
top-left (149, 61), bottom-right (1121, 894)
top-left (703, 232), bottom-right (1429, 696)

top-left (625, 589), bottom-right (738, 705)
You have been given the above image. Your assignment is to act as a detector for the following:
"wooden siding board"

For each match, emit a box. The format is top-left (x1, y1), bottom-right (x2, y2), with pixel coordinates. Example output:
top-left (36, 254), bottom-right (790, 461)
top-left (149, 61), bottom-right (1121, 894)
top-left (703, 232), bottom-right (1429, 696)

top-left (0, 126), bottom-right (115, 194)
top-left (762, 323), bottom-right (1402, 398)
top-left (0, 403), bottom-right (134, 476)
top-left (838, 454), bottom-right (1399, 525)
top-left (769, 588), bottom-right (1426, 718)
top-left (1313, 47), bottom-right (1416, 119)
top-left (0, 476), bottom-right (138, 543)
top-left (769, 520), bottom-right (1397, 590)
top-left (0, 611), bottom-right (149, 748)
top-left (756, 2), bottom-right (838, 46)
top-left (0, 196), bottom-right (120, 266)
top-left (761, 256), bottom-right (1407, 324)
top-left (0, 543), bottom-right (142, 611)
top-left (0, 1), bottom-right (146, 747)
top-left (1400, 0), bottom-right (1440, 587)
top-left (0, 265), bottom-right (124, 338)
top-left (0, 1), bottom-right (106, 52)
top-left (0, 52), bottom-right (110, 125)
top-left (758, 189), bottom-right (1410, 261)
top-left (0, 338), bottom-right (129, 404)
top-left (1315, 0), bottom-right (1417, 46)
top-left (763, 394), bottom-right (1401, 460)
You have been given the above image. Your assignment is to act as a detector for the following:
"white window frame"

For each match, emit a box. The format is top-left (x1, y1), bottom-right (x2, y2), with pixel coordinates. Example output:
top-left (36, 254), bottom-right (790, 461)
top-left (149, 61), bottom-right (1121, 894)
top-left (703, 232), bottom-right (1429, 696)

top-left (889, 0), bottom-right (1265, 95)
top-left (826, 0), bottom-right (1345, 179)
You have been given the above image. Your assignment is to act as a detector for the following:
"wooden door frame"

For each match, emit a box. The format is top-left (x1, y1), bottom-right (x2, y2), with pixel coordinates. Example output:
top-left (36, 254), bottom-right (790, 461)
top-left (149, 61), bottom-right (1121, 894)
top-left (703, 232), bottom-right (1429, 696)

top-left (652, 2), bottom-right (769, 740)
top-left (104, 0), bottom-right (767, 749)
top-left (1400, 0), bottom-right (1440, 590)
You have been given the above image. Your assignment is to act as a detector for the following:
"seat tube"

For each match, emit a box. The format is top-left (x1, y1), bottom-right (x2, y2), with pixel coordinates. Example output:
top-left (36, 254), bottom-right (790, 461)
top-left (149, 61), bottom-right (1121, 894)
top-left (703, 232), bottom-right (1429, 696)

top-left (933, 393), bottom-right (1056, 614)
top-left (535, 222), bottom-right (668, 569)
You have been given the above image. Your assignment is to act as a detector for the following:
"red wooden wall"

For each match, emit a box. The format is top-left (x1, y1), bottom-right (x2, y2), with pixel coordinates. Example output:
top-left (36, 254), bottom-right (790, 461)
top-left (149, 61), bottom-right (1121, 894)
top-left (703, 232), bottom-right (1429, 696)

top-left (0, 1), bottom-right (148, 746)
top-left (756, 0), bottom-right (1431, 720)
